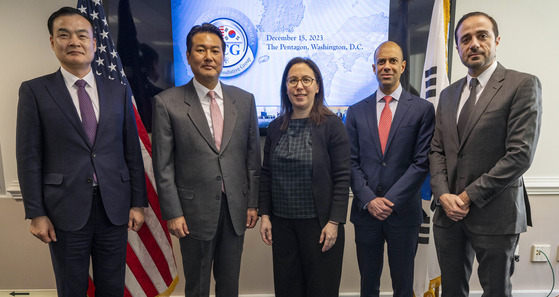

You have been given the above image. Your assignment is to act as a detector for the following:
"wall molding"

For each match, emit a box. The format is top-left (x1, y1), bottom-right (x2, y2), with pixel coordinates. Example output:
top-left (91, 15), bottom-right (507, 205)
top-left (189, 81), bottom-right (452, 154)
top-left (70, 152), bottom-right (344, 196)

top-left (5, 180), bottom-right (21, 199)
top-left (3, 177), bottom-right (559, 200)
top-left (524, 176), bottom-right (559, 195)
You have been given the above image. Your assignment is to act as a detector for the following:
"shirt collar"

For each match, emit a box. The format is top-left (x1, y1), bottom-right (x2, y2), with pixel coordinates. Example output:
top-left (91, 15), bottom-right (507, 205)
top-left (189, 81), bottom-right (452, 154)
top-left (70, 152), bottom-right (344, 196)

top-left (192, 77), bottom-right (223, 101)
top-left (60, 67), bottom-right (95, 88)
top-left (467, 60), bottom-right (498, 89)
top-left (376, 83), bottom-right (402, 102)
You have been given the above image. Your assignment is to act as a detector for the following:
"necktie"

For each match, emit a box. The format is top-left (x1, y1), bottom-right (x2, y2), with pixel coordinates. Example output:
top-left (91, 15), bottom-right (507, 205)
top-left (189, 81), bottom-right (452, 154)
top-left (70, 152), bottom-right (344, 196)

top-left (457, 78), bottom-right (479, 140)
top-left (209, 90), bottom-right (223, 151)
top-left (75, 79), bottom-right (97, 145)
top-left (209, 90), bottom-right (225, 193)
top-left (75, 79), bottom-right (98, 183)
top-left (378, 95), bottom-right (392, 154)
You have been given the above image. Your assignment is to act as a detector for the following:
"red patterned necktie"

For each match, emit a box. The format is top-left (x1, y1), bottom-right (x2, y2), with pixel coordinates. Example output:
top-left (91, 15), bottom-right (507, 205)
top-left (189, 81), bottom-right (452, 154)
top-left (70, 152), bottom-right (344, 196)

top-left (208, 90), bottom-right (223, 151)
top-left (378, 95), bottom-right (392, 154)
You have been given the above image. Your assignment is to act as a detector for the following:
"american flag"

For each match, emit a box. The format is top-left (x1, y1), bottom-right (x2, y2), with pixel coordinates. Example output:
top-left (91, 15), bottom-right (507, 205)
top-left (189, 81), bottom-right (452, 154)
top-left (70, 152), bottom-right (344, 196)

top-left (76, 0), bottom-right (179, 296)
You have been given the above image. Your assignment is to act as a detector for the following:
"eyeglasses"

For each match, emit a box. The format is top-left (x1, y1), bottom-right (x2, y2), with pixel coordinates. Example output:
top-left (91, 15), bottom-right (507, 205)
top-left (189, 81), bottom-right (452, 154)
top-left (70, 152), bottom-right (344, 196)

top-left (287, 76), bottom-right (315, 87)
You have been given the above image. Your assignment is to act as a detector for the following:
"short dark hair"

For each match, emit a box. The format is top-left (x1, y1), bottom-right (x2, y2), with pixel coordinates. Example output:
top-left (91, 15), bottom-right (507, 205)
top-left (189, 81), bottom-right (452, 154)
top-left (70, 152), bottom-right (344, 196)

top-left (186, 23), bottom-right (226, 54)
top-left (48, 6), bottom-right (95, 36)
top-left (279, 57), bottom-right (333, 130)
top-left (455, 11), bottom-right (499, 44)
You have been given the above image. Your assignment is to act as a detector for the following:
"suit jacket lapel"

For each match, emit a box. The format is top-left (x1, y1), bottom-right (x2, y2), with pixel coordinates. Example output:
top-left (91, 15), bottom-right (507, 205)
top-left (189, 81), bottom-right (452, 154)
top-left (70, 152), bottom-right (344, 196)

top-left (364, 93), bottom-right (383, 159)
top-left (385, 90), bottom-right (412, 154)
top-left (94, 75), bottom-right (110, 148)
top-left (184, 82), bottom-right (219, 152)
top-left (45, 70), bottom-right (92, 148)
top-left (220, 85), bottom-right (238, 152)
top-left (460, 64), bottom-right (505, 148)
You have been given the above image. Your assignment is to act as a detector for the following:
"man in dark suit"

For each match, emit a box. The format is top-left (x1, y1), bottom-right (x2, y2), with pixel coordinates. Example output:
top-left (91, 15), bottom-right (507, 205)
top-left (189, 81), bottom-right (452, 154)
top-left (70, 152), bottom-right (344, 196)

top-left (345, 41), bottom-right (435, 297)
top-left (16, 7), bottom-right (147, 297)
top-left (152, 23), bottom-right (260, 297)
top-left (429, 12), bottom-right (542, 297)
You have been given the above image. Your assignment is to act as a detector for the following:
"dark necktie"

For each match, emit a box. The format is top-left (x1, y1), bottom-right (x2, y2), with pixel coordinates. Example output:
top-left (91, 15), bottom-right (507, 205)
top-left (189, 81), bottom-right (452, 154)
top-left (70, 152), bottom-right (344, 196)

top-left (75, 79), bottom-right (98, 145)
top-left (457, 78), bottom-right (479, 140)
top-left (75, 79), bottom-right (98, 183)
top-left (378, 95), bottom-right (392, 154)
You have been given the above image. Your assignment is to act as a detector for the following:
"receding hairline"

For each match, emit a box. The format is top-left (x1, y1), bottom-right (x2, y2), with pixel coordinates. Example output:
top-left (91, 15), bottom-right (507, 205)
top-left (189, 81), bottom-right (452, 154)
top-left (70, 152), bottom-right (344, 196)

top-left (374, 41), bottom-right (404, 62)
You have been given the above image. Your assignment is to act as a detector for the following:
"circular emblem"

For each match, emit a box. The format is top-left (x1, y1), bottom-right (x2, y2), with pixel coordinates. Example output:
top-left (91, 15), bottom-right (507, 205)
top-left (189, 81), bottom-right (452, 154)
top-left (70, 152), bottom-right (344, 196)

top-left (195, 8), bottom-right (258, 78)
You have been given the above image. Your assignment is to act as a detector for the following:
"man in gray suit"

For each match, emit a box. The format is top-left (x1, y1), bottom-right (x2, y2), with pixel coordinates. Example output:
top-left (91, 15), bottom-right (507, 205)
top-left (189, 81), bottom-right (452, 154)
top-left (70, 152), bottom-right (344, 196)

top-left (152, 23), bottom-right (260, 296)
top-left (429, 12), bottom-right (542, 297)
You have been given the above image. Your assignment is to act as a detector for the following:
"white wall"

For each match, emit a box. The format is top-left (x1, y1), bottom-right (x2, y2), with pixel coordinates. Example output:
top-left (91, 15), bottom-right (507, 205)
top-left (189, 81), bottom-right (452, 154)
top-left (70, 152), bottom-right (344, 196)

top-left (452, 0), bottom-right (559, 177)
top-left (0, 0), bottom-right (557, 295)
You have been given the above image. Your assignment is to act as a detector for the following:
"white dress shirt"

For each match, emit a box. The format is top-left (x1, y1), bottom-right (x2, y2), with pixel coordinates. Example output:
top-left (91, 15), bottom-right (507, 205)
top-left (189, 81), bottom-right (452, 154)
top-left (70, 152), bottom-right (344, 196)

top-left (60, 67), bottom-right (100, 122)
top-left (192, 78), bottom-right (224, 138)
top-left (376, 83), bottom-right (403, 124)
top-left (456, 61), bottom-right (498, 121)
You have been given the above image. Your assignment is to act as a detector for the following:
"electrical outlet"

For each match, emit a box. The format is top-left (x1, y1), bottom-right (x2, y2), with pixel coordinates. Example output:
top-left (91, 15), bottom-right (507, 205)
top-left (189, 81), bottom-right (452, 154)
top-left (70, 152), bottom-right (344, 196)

top-left (531, 244), bottom-right (551, 262)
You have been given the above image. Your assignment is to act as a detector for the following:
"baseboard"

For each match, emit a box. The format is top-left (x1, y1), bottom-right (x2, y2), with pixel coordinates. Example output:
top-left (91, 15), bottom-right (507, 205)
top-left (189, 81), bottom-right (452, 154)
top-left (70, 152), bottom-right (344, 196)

top-left (173, 291), bottom-right (559, 297)
top-left (0, 290), bottom-right (57, 297)
top-left (181, 291), bottom-right (559, 297)
top-left (2, 290), bottom-right (557, 296)
top-left (468, 291), bottom-right (559, 297)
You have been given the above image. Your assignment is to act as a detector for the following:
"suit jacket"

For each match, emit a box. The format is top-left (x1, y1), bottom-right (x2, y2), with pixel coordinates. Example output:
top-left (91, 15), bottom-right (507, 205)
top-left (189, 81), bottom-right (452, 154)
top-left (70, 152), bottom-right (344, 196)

top-left (16, 70), bottom-right (147, 231)
top-left (258, 115), bottom-right (351, 228)
top-left (346, 89), bottom-right (435, 226)
top-left (152, 80), bottom-right (261, 241)
top-left (429, 63), bottom-right (542, 234)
